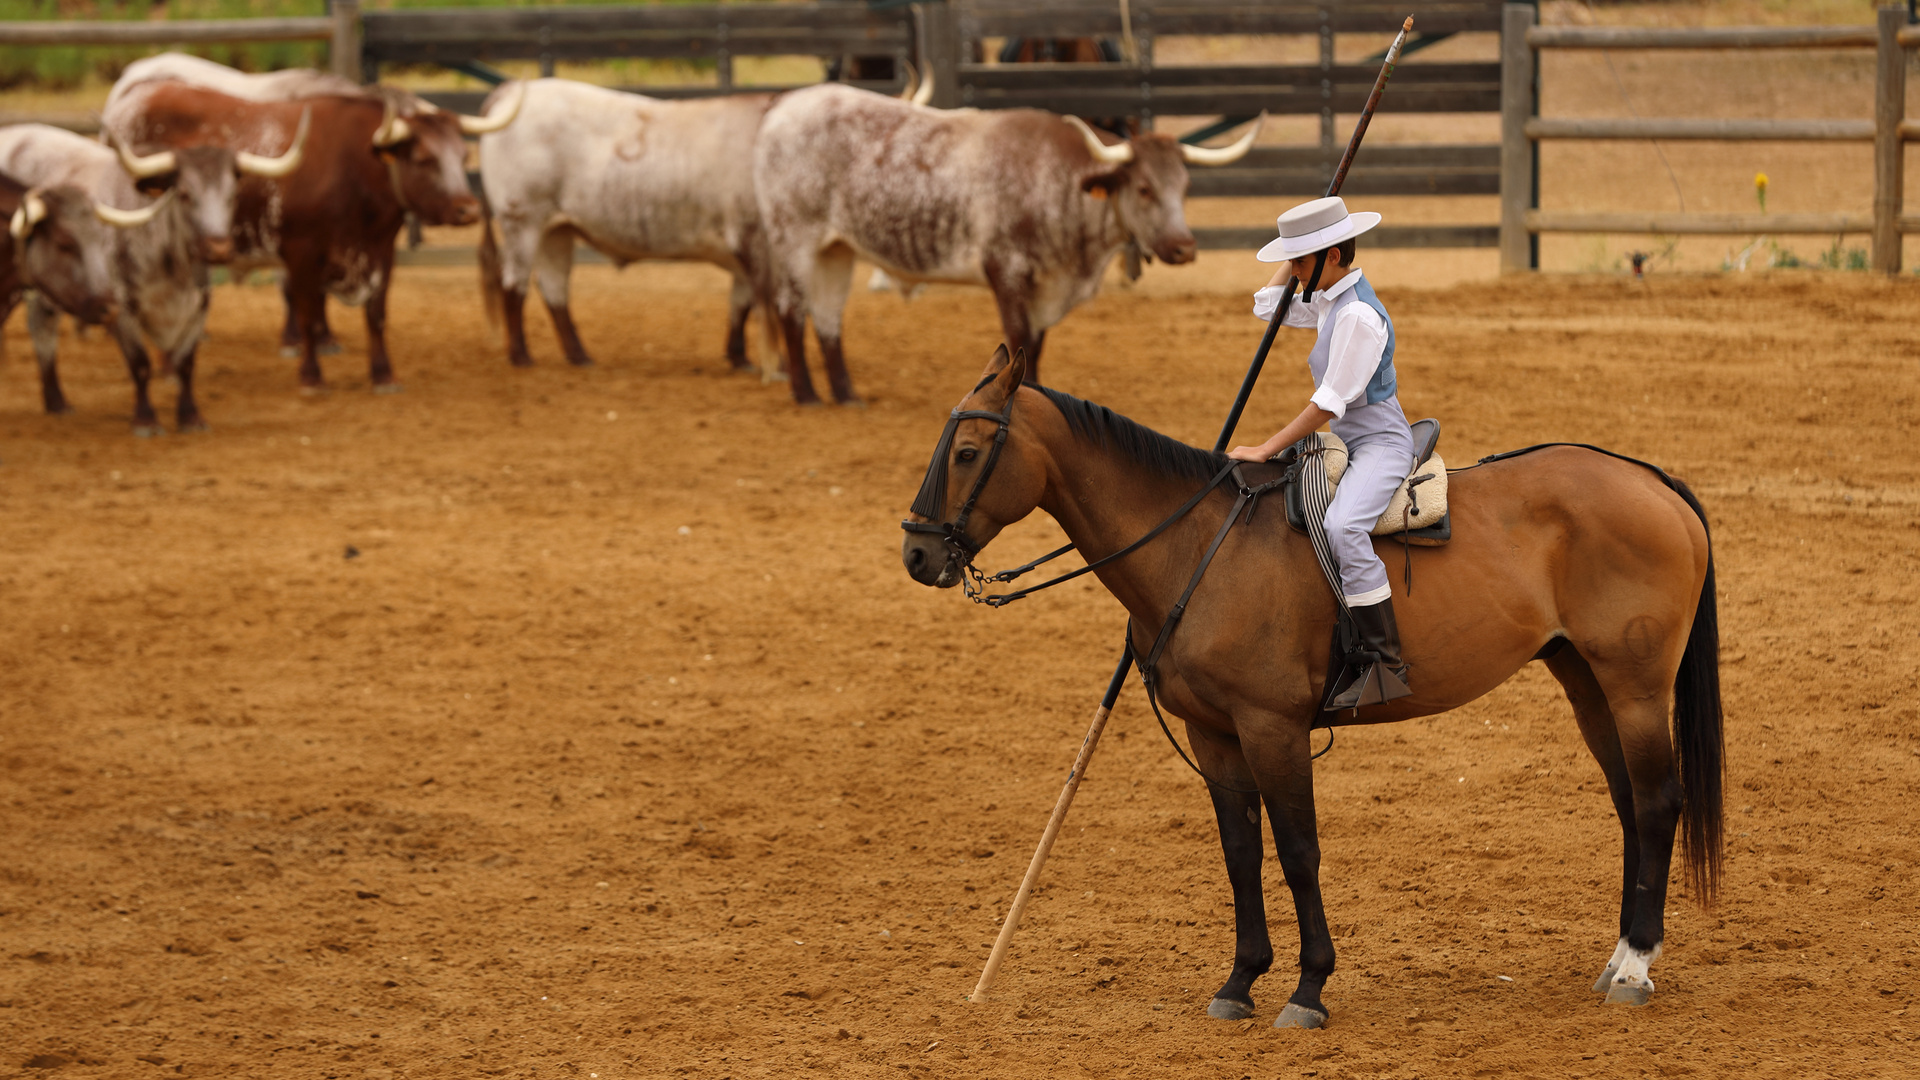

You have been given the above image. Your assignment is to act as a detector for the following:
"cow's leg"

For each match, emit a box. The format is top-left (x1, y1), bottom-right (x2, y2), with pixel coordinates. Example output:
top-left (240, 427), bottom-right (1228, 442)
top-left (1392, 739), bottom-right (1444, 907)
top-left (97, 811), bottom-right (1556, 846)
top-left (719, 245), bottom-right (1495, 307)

top-left (777, 303), bottom-right (822, 406)
top-left (805, 243), bottom-right (860, 405)
top-left (985, 267), bottom-right (1044, 385)
top-left (280, 281), bottom-right (340, 358)
top-left (1189, 722), bottom-right (1274, 1021)
top-left (286, 271), bottom-right (328, 390)
top-left (501, 283), bottom-right (535, 368)
top-left (110, 315), bottom-right (162, 436)
top-left (364, 254), bottom-right (401, 391)
top-left (532, 228), bottom-right (592, 368)
top-left (723, 271), bottom-right (756, 373)
top-left (26, 295), bottom-right (71, 415)
top-left (171, 341), bottom-right (206, 432)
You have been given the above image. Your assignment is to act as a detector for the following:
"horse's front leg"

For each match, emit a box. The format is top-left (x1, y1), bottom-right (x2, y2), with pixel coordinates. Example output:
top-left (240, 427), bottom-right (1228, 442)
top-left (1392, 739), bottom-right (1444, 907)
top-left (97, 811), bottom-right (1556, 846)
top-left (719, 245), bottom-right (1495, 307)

top-left (1244, 714), bottom-right (1336, 1028)
top-left (1187, 722), bottom-right (1272, 1021)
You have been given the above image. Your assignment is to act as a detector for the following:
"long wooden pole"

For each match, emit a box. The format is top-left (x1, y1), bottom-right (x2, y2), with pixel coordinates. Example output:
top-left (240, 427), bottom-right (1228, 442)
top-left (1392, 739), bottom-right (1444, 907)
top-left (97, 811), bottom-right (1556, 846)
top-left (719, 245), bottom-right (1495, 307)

top-left (968, 15), bottom-right (1415, 1006)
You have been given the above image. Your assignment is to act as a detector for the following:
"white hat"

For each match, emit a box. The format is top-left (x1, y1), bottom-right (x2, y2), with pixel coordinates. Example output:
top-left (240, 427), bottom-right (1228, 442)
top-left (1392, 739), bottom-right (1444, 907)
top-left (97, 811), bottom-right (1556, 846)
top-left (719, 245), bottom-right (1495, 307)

top-left (1256, 196), bottom-right (1382, 263)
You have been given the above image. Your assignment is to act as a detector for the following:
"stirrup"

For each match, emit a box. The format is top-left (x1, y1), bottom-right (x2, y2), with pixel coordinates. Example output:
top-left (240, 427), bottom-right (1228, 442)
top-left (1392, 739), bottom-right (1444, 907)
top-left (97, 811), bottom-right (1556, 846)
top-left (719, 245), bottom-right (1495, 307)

top-left (1326, 662), bottom-right (1411, 711)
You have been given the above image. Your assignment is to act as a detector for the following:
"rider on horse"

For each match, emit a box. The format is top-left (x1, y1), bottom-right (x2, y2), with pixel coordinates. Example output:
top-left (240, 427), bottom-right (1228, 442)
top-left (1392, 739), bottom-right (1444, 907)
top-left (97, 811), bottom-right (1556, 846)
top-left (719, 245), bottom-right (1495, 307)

top-left (1227, 196), bottom-right (1414, 708)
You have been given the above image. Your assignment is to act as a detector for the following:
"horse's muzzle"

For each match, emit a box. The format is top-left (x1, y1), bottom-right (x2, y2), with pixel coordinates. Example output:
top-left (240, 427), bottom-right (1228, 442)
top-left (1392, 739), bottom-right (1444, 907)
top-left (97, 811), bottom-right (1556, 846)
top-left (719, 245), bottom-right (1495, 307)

top-left (902, 535), bottom-right (961, 588)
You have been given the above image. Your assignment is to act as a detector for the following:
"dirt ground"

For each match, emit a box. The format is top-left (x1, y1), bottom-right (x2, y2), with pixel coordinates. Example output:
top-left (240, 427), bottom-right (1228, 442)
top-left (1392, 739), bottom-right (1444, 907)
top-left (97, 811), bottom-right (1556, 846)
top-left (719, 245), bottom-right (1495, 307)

top-left (0, 255), bottom-right (1915, 1080)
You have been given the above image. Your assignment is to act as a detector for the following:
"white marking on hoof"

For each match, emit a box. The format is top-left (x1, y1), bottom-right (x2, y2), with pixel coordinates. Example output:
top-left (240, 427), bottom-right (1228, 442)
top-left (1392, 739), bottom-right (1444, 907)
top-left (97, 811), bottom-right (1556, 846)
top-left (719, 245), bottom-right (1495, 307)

top-left (1206, 997), bottom-right (1254, 1021)
top-left (1272, 1003), bottom-right (1328, 1029)
top-left (1593, 938), bottom-right (1631, 993)
top-left (1603, 943), bottom-right (1661, 1007)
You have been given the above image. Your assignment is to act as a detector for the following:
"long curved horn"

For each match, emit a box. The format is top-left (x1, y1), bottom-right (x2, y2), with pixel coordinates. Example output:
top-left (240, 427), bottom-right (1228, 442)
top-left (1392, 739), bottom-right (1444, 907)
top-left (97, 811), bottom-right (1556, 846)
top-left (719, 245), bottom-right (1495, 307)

top-left (93, 190), bottom-right (173, 229)
top-left (1180, 111), bottom-right (1266, 166)
top-left (110, 130), bottom-right (178, 180)
top-left (911, 64), bottom-right (934, 107)
top-left (896, 60), bottom-right (920, 102)
top-left (9, 191), bottom-right (47, 240)
top-left (1065, 114), bottom-right (1132, 165)
top-left (372, 97), bottom-right (413, 148)
top-left (459, 80), bottom-right (526, 136)
top-left (236, 106), bottom-right (311, 178)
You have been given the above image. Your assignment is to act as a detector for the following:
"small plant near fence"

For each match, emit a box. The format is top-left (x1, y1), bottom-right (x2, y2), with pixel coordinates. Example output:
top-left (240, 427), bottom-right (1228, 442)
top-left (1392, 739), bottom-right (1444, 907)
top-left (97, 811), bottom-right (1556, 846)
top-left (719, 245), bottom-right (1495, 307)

top-left (1724, 171), bottom-right (1868, 272)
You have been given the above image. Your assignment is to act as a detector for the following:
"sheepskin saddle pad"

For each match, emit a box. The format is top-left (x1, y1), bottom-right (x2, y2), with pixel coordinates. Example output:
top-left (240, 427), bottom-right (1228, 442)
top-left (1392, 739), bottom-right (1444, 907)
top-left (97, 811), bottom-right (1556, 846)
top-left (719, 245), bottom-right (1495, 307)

top-left (1268, 418), bottom-right (1452, 546)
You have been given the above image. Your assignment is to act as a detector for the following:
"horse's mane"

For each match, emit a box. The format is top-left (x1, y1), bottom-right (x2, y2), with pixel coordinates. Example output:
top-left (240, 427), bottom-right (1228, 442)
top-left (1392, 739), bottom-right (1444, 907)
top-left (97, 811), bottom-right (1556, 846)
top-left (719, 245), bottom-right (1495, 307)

top-left (1035, 386), bottom-right (1227, 483)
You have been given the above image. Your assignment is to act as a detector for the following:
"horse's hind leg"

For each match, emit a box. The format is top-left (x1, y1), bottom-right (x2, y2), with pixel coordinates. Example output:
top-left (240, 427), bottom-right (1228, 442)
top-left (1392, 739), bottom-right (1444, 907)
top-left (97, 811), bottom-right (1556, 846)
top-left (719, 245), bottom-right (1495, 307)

top-left (1547, 646), bottom-right (1680, 1006)
top-left (1188, 723), bottom-right (1273, 1021)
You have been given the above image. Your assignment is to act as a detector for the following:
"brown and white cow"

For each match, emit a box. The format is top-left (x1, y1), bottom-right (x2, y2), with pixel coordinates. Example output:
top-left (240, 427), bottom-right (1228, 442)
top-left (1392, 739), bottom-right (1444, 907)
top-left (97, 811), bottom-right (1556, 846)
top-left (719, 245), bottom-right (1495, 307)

top-left (475, 78), bottom-right (784, 371)
top-left (0, 122), bottom-right (300, 432)
top-left (103, 71), bottom-right (521, 390)
top-left (753, 84), bottom-right (1258, 404)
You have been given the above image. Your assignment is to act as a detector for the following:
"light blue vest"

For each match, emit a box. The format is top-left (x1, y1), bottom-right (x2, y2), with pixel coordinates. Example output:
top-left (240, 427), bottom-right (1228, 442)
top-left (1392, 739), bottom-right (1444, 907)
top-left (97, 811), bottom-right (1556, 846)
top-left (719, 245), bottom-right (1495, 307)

top-left (1306, 275), bottom-right (1396, 406)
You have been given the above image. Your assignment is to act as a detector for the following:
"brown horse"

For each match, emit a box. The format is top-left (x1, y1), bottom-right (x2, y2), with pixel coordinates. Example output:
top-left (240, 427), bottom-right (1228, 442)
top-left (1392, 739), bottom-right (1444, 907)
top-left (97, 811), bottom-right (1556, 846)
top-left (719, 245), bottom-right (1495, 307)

top-left (901, 346), bottom-right (1724, 1028)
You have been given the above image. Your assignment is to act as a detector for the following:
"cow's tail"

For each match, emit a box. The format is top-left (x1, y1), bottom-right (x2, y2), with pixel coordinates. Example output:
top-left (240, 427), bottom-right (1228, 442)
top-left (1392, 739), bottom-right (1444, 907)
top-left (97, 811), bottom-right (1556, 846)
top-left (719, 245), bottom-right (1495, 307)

top-left (1666, 474), bottom-right (1725, 908)
top-left (478, 191), bottom-right (503, 333)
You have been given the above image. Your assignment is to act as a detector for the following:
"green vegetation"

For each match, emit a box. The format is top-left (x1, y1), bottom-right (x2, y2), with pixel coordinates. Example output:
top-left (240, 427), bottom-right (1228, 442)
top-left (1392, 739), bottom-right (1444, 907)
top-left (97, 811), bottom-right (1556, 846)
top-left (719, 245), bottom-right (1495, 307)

top-left (0, 0), bottom-right (764, 89)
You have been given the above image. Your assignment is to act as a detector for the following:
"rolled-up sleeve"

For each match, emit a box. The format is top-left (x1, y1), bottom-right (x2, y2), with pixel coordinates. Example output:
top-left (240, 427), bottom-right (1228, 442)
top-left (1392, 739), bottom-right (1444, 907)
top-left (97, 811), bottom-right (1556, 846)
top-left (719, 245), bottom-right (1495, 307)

top-left (1308, 303), bottom-right (1389, 418)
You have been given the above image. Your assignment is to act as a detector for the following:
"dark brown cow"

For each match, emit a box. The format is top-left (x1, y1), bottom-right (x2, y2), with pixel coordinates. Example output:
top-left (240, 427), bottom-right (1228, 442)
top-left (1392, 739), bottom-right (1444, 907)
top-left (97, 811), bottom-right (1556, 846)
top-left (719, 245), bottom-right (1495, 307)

top-left (104, 81), bottom-right (519, 390)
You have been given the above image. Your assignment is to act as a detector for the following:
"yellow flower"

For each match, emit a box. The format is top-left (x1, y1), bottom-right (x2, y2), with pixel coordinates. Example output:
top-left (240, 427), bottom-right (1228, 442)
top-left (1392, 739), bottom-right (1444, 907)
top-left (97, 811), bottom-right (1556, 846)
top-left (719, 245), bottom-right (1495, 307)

top-left (1754, 172), bottom-right (1769, 212)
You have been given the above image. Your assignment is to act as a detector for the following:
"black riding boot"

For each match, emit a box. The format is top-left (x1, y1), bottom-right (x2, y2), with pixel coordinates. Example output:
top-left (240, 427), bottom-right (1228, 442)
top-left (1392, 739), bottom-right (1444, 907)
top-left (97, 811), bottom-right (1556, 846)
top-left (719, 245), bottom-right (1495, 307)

top-left (1326, 598), bottom-right (1412, 710)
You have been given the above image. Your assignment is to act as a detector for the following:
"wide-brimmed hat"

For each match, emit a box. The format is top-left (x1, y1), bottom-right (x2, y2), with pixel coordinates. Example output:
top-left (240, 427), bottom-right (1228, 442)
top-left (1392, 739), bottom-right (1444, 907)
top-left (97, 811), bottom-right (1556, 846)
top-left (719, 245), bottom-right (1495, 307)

top-left (1256, 196), bottom-right (1382, 262)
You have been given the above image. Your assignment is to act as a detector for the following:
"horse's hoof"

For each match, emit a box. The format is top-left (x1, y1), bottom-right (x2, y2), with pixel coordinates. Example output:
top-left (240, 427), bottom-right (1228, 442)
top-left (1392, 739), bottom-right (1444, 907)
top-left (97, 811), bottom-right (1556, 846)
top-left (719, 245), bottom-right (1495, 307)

top-left (794, 399), bottom-right (827, 409)
top-left (1592, 965), bottom-right (1619, 994)
top-left (1206, 997), bottom-right (1255, 1021)
top-left (762, 369), bottom-right (790, 385)
top-left (299, 384), bottom-right (329, 396)
top-left (132, 424), bottom-right (165, 438)
top-left (372, 382), bottom-right (404, 396)
top-left (1272, 1004), bottom-right (1328, 1029)
top-left (177, 421), bottom-right (209, 435)
top-left (836, 396), bottom-right (867, 409)
top-left (729, 362), bottom-right (761, 377)
top-left (319, 341), bottom-right (342, 357)
top-left (279, 345), bottom-right (299, 360)
top-left (1604, 981), bottom-right (1653, 1007)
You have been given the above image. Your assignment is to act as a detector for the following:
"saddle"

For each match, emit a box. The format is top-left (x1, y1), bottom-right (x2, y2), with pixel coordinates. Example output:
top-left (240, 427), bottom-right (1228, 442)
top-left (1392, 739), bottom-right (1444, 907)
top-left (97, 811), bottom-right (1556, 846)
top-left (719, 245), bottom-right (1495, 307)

top-left (1236, 417), bottom-right (1451, 546)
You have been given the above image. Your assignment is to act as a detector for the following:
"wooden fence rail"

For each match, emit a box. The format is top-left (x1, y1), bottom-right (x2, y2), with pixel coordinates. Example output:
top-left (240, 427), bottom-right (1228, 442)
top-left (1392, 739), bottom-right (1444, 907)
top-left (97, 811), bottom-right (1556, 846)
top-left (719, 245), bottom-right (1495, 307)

top-left (1502, 4), bottom-right (1920, 274)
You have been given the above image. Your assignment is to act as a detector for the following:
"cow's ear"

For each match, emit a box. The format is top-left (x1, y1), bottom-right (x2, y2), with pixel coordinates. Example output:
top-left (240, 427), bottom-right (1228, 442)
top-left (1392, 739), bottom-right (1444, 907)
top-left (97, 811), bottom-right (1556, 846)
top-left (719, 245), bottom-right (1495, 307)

top-left (1081, 170), bottom-right (1123, 198)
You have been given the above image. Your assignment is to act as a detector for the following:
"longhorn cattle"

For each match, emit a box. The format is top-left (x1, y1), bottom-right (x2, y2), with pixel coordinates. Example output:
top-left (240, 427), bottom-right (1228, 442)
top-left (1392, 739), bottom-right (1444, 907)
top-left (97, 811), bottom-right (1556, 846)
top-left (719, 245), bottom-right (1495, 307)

top-left (106, 53), bottom-right (365, 356)
top-left (0, 121), bottom-right (298, 431)
top-left (753, 84), bottom-right (1260, 404)
top-left (102, 71), bottom-right (521, 390)
top-left (1, 174), bottom-right (123, 337)
top-left (475, 78), bottom-right (781, 371)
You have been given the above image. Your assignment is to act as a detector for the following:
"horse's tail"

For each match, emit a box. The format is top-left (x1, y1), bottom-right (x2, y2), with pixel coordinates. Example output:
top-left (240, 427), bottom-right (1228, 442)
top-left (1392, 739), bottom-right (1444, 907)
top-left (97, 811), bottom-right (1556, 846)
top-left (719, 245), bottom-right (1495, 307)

top-left (1665, 474), bottom-right (1725, 906)
top-left (478, 191), bottom-right (504, 334)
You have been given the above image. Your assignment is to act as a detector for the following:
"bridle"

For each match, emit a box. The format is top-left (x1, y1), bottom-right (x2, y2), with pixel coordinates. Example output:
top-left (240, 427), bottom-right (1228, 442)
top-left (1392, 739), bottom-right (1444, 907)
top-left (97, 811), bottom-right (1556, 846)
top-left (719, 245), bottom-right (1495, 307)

top-left (901, 398), bottom-right (1335, 784)
top-left (900, 381), bottom-right (1014, 572)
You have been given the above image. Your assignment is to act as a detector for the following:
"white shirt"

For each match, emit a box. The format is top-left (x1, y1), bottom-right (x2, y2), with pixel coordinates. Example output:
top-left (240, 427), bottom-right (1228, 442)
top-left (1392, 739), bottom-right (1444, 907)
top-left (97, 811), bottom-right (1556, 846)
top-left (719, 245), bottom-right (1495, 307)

top-left (1252, 268), bottom-right (1390, 420)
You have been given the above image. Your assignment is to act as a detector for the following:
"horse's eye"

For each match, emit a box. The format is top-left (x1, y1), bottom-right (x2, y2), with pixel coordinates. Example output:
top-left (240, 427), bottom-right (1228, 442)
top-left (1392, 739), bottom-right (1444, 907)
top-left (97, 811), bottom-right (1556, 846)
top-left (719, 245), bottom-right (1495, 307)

top-left (956, 447), bottom-right (979, 464)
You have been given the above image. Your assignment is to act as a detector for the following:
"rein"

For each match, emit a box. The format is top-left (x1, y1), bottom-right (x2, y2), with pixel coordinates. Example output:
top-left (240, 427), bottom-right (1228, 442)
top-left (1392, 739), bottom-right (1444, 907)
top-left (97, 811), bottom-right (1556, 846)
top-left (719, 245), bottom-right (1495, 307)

top-left (903, 417), bottom-right (1333, 792)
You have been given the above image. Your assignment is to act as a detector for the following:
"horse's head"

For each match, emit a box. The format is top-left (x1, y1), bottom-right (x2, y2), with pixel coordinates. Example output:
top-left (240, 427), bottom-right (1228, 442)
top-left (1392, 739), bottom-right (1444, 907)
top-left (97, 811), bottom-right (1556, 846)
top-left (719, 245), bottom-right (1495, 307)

top-left (901, 345), bottom-right (1049, 588)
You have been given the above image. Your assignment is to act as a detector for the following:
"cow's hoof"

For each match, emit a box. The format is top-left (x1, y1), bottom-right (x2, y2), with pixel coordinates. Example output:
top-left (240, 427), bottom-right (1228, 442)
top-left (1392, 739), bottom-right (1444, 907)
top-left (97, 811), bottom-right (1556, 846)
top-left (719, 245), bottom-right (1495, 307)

top-left (372, 382), bottom-right (404, 396)
top-left (131, 424), bottom-right (165, 438)
top-left (279, 344), bottom-right (299, 359)
top-left (835, 396), bottom-right (867, 409)
top-left (794, 400), bottom-right (827, 409)
top-left (1603, 981), bottom-right (1652, 1007)
top-left (1592, 965), bottom-right (1619, 994)
top-left (177, 421), bottom-right (209, 435)
top-left (729, 362), bottom-right (761, 377)
top-left (1206, 997), bottom-right (1255, 1021)
top-left (1272, 1004), bottom-right (1328, 1029)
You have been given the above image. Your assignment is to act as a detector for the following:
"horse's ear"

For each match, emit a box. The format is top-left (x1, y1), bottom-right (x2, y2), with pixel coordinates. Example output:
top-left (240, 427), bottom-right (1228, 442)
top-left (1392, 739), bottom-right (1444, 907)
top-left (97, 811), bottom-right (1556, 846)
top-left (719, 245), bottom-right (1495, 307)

top-left (980, 343), bottom-right (1012, 380)
top-left (1007, 347), bottom-right (1028, 388)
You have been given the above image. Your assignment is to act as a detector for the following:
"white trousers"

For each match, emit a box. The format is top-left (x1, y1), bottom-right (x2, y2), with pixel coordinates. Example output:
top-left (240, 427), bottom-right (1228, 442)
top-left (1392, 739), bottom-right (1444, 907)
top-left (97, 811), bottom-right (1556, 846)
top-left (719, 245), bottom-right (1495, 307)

top-left (1323, 437), bottom-right (1415, 606)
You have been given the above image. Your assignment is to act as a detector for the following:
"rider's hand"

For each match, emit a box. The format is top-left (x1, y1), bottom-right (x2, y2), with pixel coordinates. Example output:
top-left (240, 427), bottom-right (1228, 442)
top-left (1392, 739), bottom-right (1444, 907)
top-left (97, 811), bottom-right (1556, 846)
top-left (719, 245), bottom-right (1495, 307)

top-left (1252, 286), bottom-right (1286, 322)
top-left (1226, 444), bottom-right (1271, 463)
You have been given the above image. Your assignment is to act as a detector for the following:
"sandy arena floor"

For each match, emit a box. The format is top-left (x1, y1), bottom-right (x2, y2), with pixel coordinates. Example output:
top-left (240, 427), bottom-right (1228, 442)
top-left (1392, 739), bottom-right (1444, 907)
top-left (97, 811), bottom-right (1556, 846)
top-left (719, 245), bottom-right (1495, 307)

top-left (0, 258), bottom-right (1914, 1079)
